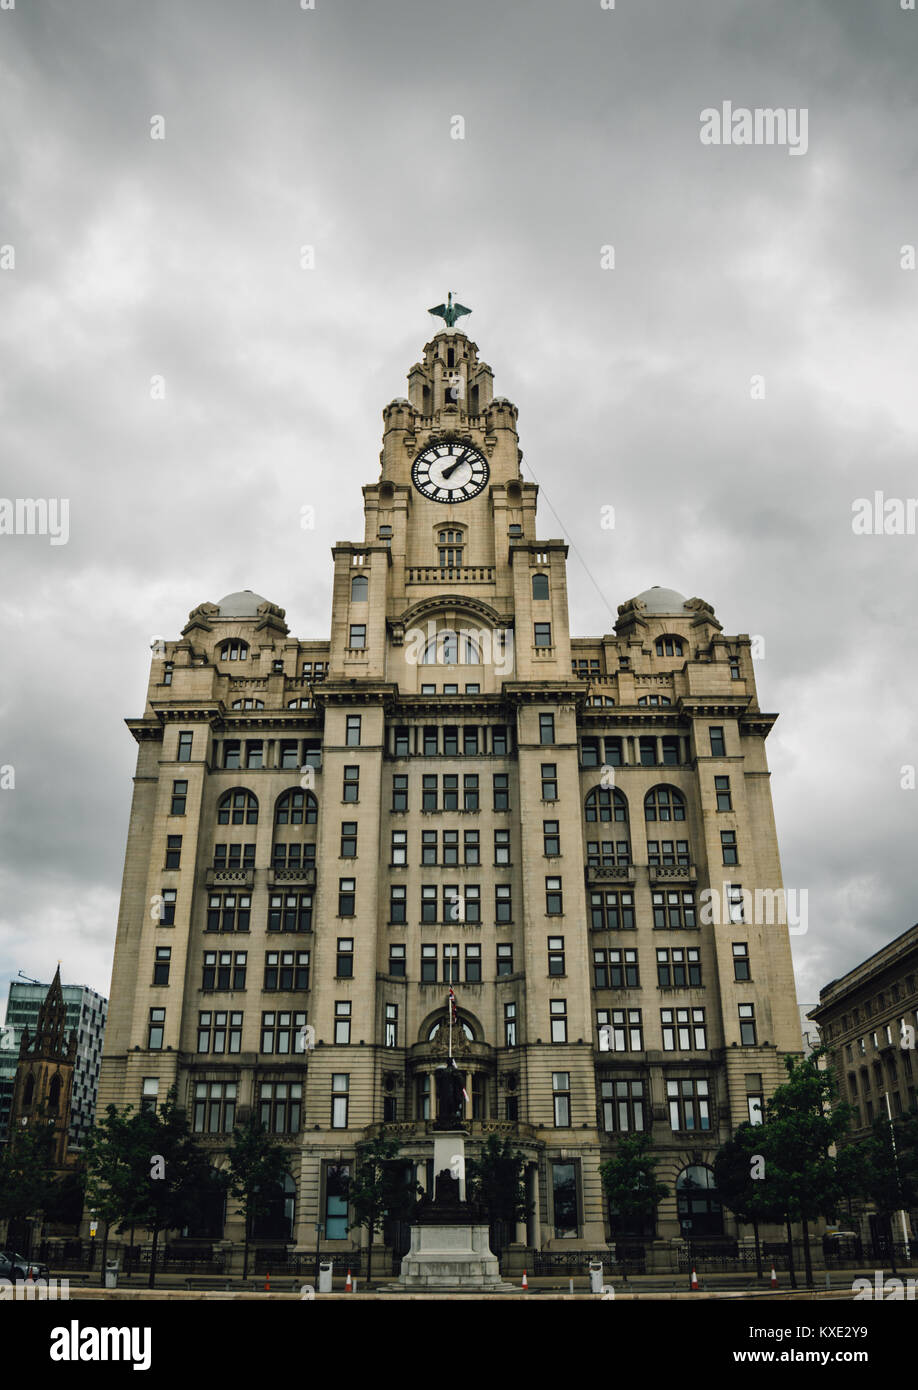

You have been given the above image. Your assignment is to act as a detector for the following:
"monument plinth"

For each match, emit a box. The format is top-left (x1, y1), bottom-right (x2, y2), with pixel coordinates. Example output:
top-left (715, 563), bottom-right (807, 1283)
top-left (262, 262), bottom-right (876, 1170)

top-left (396, 1059), bottom-right (514, 1290)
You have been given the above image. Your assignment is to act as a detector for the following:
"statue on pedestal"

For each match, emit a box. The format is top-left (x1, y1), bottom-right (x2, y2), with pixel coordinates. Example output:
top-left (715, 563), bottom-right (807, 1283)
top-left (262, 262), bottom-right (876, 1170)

top-left (434, 1058), bottom-right (466, 1129)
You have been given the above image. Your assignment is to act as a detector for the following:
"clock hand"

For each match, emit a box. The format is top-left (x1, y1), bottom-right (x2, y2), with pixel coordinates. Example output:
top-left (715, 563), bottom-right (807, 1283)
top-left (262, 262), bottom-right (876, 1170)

top-left (441, 453), bottom-right (469, 480)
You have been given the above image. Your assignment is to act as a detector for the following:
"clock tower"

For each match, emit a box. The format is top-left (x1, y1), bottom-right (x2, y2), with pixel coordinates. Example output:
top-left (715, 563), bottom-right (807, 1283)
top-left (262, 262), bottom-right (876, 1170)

top-left (99, 302), bottom-right (803, 1271)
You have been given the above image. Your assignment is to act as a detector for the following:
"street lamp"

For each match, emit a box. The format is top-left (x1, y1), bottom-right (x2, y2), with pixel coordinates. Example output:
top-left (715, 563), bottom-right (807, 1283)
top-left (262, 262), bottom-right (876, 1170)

top-left (314, 1222), bottom-right (324, 1287)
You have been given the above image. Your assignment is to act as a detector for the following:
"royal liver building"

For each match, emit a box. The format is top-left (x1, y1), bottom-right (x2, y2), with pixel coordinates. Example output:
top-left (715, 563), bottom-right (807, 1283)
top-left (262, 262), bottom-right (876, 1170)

top-left (99, 307), bottom-right (802, 1265)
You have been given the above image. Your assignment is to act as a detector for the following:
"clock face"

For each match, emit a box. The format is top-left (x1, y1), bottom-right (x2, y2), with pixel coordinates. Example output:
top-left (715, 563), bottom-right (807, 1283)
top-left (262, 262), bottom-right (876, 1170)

top-left (411, 443), bottom-right (489, 503)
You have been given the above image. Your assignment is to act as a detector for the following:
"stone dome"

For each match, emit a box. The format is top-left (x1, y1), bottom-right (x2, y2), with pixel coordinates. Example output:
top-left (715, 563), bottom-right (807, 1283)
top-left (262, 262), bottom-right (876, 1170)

top-left (632, 586), bottom-right (691, 615)
top-left (216, 590), bottom-right (271, 618)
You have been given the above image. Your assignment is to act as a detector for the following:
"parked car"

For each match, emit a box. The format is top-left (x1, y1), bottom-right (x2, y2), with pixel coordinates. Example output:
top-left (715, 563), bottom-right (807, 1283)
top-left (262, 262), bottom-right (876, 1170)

top-left (0, 1250), bottom-right (50, 1281)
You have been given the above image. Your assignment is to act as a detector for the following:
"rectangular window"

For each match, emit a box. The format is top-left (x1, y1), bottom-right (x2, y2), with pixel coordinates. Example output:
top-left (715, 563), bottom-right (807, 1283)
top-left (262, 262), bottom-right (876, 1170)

top-left (259, 1081), bottom-right (302, 1135)
top-left (463, 774), bottom-right (479, 811)
top-left (721, 829), bottom-right (738, 865)
top-left (260, 1010), bottom-right (307, 1054)
top-left (422, 775), bottom-right (438, 811)
top-left (601, 1079), bottom-right (645, 1133)
top-left (331, 1074), bottom-right (349, 1129)
top-left (651, 890), bottom-right (697, 930)
top-left (639, 736), bottom-right (657, 766)
top-left (214, 843), bottom-right (256, 871)
top-left (391, 829), bottom-right (407, 865)
top-left (739, 1003), bottom-right (757, 1045)
top-left (423, 726), bottom-right (438, 756)
top-left (543, 820), bottom-right (560, 856)
top-left (345, 716), bottom-right (362, 747)
top-left (223, 741), bottom-right (241, 769)
top-left (340, 821), bottom-right (358, 858)
top-left (443, 886), bottom-right (463, 923)
top-left (159, 888), bottom-right (176, 925)
top-left (463, 884), bottom-right (481, 923)
top-left (492, 774), bottom-right (509, 810)
top-left (545, 876), bottom-right (563, 915)
top-left (493, 829), bottom-right (511, 865)
top-left (263, 951), bottom-right (309, 990)
top-left (465, 943), bottom-right (482, 982)
top-left (245, 740), bottom-right (263, 769)
top-left (348, 626), bottom-right (366, 650)
top-left (590, 890), bottom-right (635, 931)
top-left (580, 736), bottom-right (600, 768)
top-left (539, 713), bottom-right (555, 745)
top-left (548, 936), bottom-right (565, 975)
top-left (550, 999), bottom-right (567, 1043)
top-left (552, 1072), bottom-right (571, 1127)
top-left (390, 885), bottom-right (407, 924)
top-left (497, 943), bottom-right (513, 977)
top-left (715, 775), bottom-right (732, 811)
top-left (416, 1074), bottom-right (430, 1121)
top-left (421, 945), bottom-right (437, 982)
top-left (443, 775), bottom-right (459, 811)
top-left (656, 947), bottom-right (701, 987)
top-left (153, 947), bottom-right (171, 986)
top-left (534, 622), bottom-right (552, 648)
top-left (610, 948), bottom-right (639, 988)
top-left (336, 938), bottom-right (354, 977)
top-left (709, 726), bottom-right (726, 757)
top-left (732, 943), bottom-right (750, 980)
top-left (661, 1007), bottom-right (706, 1050)
top-left (334, 1000), bottom-right (351, 1045)
top-left (458, 726), bottom-right (477, 756)
top-left (193, 1081), bottom-right (238, 1134)
top-left (393, 726), bottom-right (410, 757)
top-left (661, 736), bottom-right (680, 766)
top-left (170, 780), bottom-right (187, 815)
top-left (464, 829), bottom-right (480, 865)
top-left (148, 1008), bottom-right (165, 1050)
top-left (604, 737), bottom-right (623, 766)
top-left (492, 726), bottom-right (508, 755)
top-left (541, 763), bottom-right (558, 800)
top-left (552, 1162), bottom-right (578, 1238)
top-left (141, 1078), bottom-right (159, 1115)
top-left (667, 1078), bottom-right (711, 1131)
top-left (421, 885), bottom-right (438, 923)
top-left (422, 829), bottom-right (438, 865)
top-left (177, 731), bottom-right (192, 762)
top-left (504, 1001), bottom-right (517, 1046)
top-left (389, 943), bottom-right (406, 977)
top-left (342, 766), bottom-right (359, 802)
top-left (338, 878), bottom-right (356, 916)
top-left (267, 892), bottom-right (312, 933)
top-left (385, 1003), bottom-right (398, 1047)
top-left (392, 775), bottom-right (408, 811)
top-left (443, 726), bottom-right (459, 756)
top-left (443, 944), bottom-right (460, 983)
top-left (495, 884), bottom-right (512, 923)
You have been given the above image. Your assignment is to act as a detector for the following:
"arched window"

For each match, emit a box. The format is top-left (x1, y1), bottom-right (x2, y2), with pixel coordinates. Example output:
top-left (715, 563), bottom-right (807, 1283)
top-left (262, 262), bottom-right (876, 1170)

top-left (231, 699), bottom-right (264, 710)
top-left (532, 573), bottom-right (549, 600)
top-left (350, 573), bottom-right (369, 602)
top-left (638, 695), bottom-right (671, 706)
top-left (437, 530), bottom-right (464, 568)
top-left (644, 786), bottom-right (686, 822)
top-left (219, 640), bottom-right (249, 662)
top-left (217, 789), bottom-right (259, 825)
top-left (426, 1017), bottom-right (475, 1042)
top-left (585, 787), bottom-right (628, 823)
top-left (275, 789), bottom-right (318, 826)
top-left (287, 698), bottom-right (312, 709)
top-left (23, 1074), bottom-right (34, 1108)
top-left (48, 1074), bottom-right (62, 1113)
top-left (676, 1165), bottom-right (723, 1238)
top-left (421, 630), bottom-right (481, 665)
top-left (656, 636), bottom-right (684, 657)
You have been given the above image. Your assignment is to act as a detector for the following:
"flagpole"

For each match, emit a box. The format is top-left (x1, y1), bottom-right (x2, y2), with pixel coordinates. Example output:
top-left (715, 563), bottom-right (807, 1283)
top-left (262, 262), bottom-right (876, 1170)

top-left (448, 990), bottom-right (453, 1062)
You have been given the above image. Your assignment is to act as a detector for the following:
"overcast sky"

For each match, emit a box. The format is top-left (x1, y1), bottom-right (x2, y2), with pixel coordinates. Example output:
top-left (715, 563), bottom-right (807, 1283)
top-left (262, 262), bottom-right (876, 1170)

top-left (1, 0), bottom-right (916, 1022)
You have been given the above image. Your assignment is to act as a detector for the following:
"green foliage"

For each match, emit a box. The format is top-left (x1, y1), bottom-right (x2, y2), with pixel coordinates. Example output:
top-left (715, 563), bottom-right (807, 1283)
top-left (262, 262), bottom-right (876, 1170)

top-left (348, 1135), bottom-right (419, 1240)
top-left (0, 1122), bottom-right (57, 1223)
top-left (713, 1122), bottom-right (782, 1227)
top-left (226, 1115), bottom-right (290, 1277)
top-left (862, 1108), bottom-right (918, 1221)
top-left (599, 1133), bottom-right (669, 1234)
top-left (466, 1134), bottom-right (530, 1225)
top-left (757, 1051), bottom-right (853, 1225)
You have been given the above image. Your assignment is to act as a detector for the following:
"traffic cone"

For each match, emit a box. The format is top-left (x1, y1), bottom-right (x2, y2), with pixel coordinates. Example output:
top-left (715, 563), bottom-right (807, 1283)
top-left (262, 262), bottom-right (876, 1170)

top-left (521, 1269), bottom-right (528, 1291)
top-left (770, 1266), bottom-right (778, 1289)
top-left (264, 1270), bottom-right (270, 1292)
top-left (345, 1268), bottom-right (353, 1293)
top-left (690, 1267), bottom-right (699, 1291)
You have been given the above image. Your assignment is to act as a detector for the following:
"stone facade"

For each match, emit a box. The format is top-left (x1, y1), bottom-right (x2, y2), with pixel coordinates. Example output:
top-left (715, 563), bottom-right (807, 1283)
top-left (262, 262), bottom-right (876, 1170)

top-left (97, 323), bottom-right (802, 1262)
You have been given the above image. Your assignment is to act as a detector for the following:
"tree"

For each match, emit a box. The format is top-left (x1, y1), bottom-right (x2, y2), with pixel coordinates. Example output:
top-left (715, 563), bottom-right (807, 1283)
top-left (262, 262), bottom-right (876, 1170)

top-left (347, 1136), bottom-right (421, 1284)
top-left (713, 1123), bottom-right (783, 1279)
top-left (84, 1090), bottom-right (218, 1287)
top-left (0, 1121), bottom-right (57, 1248)
top-left (759, 1051), bottom-right (854, 1289)
top-left (599, 1134), bottom-right (669, 1278)
top-left (861, 1108), bottom-right (918, 1274)
top-left (466, 1134), bottom-right (531, 1245)
top-left (226, 1116), bottom-right (291, 1279)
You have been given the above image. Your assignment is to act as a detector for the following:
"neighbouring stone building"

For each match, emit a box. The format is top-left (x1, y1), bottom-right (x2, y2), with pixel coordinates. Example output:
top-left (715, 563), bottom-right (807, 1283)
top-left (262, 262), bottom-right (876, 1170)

top-left (97, 312), bottom-right (803, 1270)
top-left (809, 922), bottom-right (918, 1247)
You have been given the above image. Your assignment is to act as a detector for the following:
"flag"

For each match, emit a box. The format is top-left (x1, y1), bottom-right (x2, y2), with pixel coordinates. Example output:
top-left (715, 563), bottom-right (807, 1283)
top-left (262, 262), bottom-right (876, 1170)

top-left (448, 986), bottom-right (458, 1023)
top-left (462, 1087), bottom-right (471, 1105)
